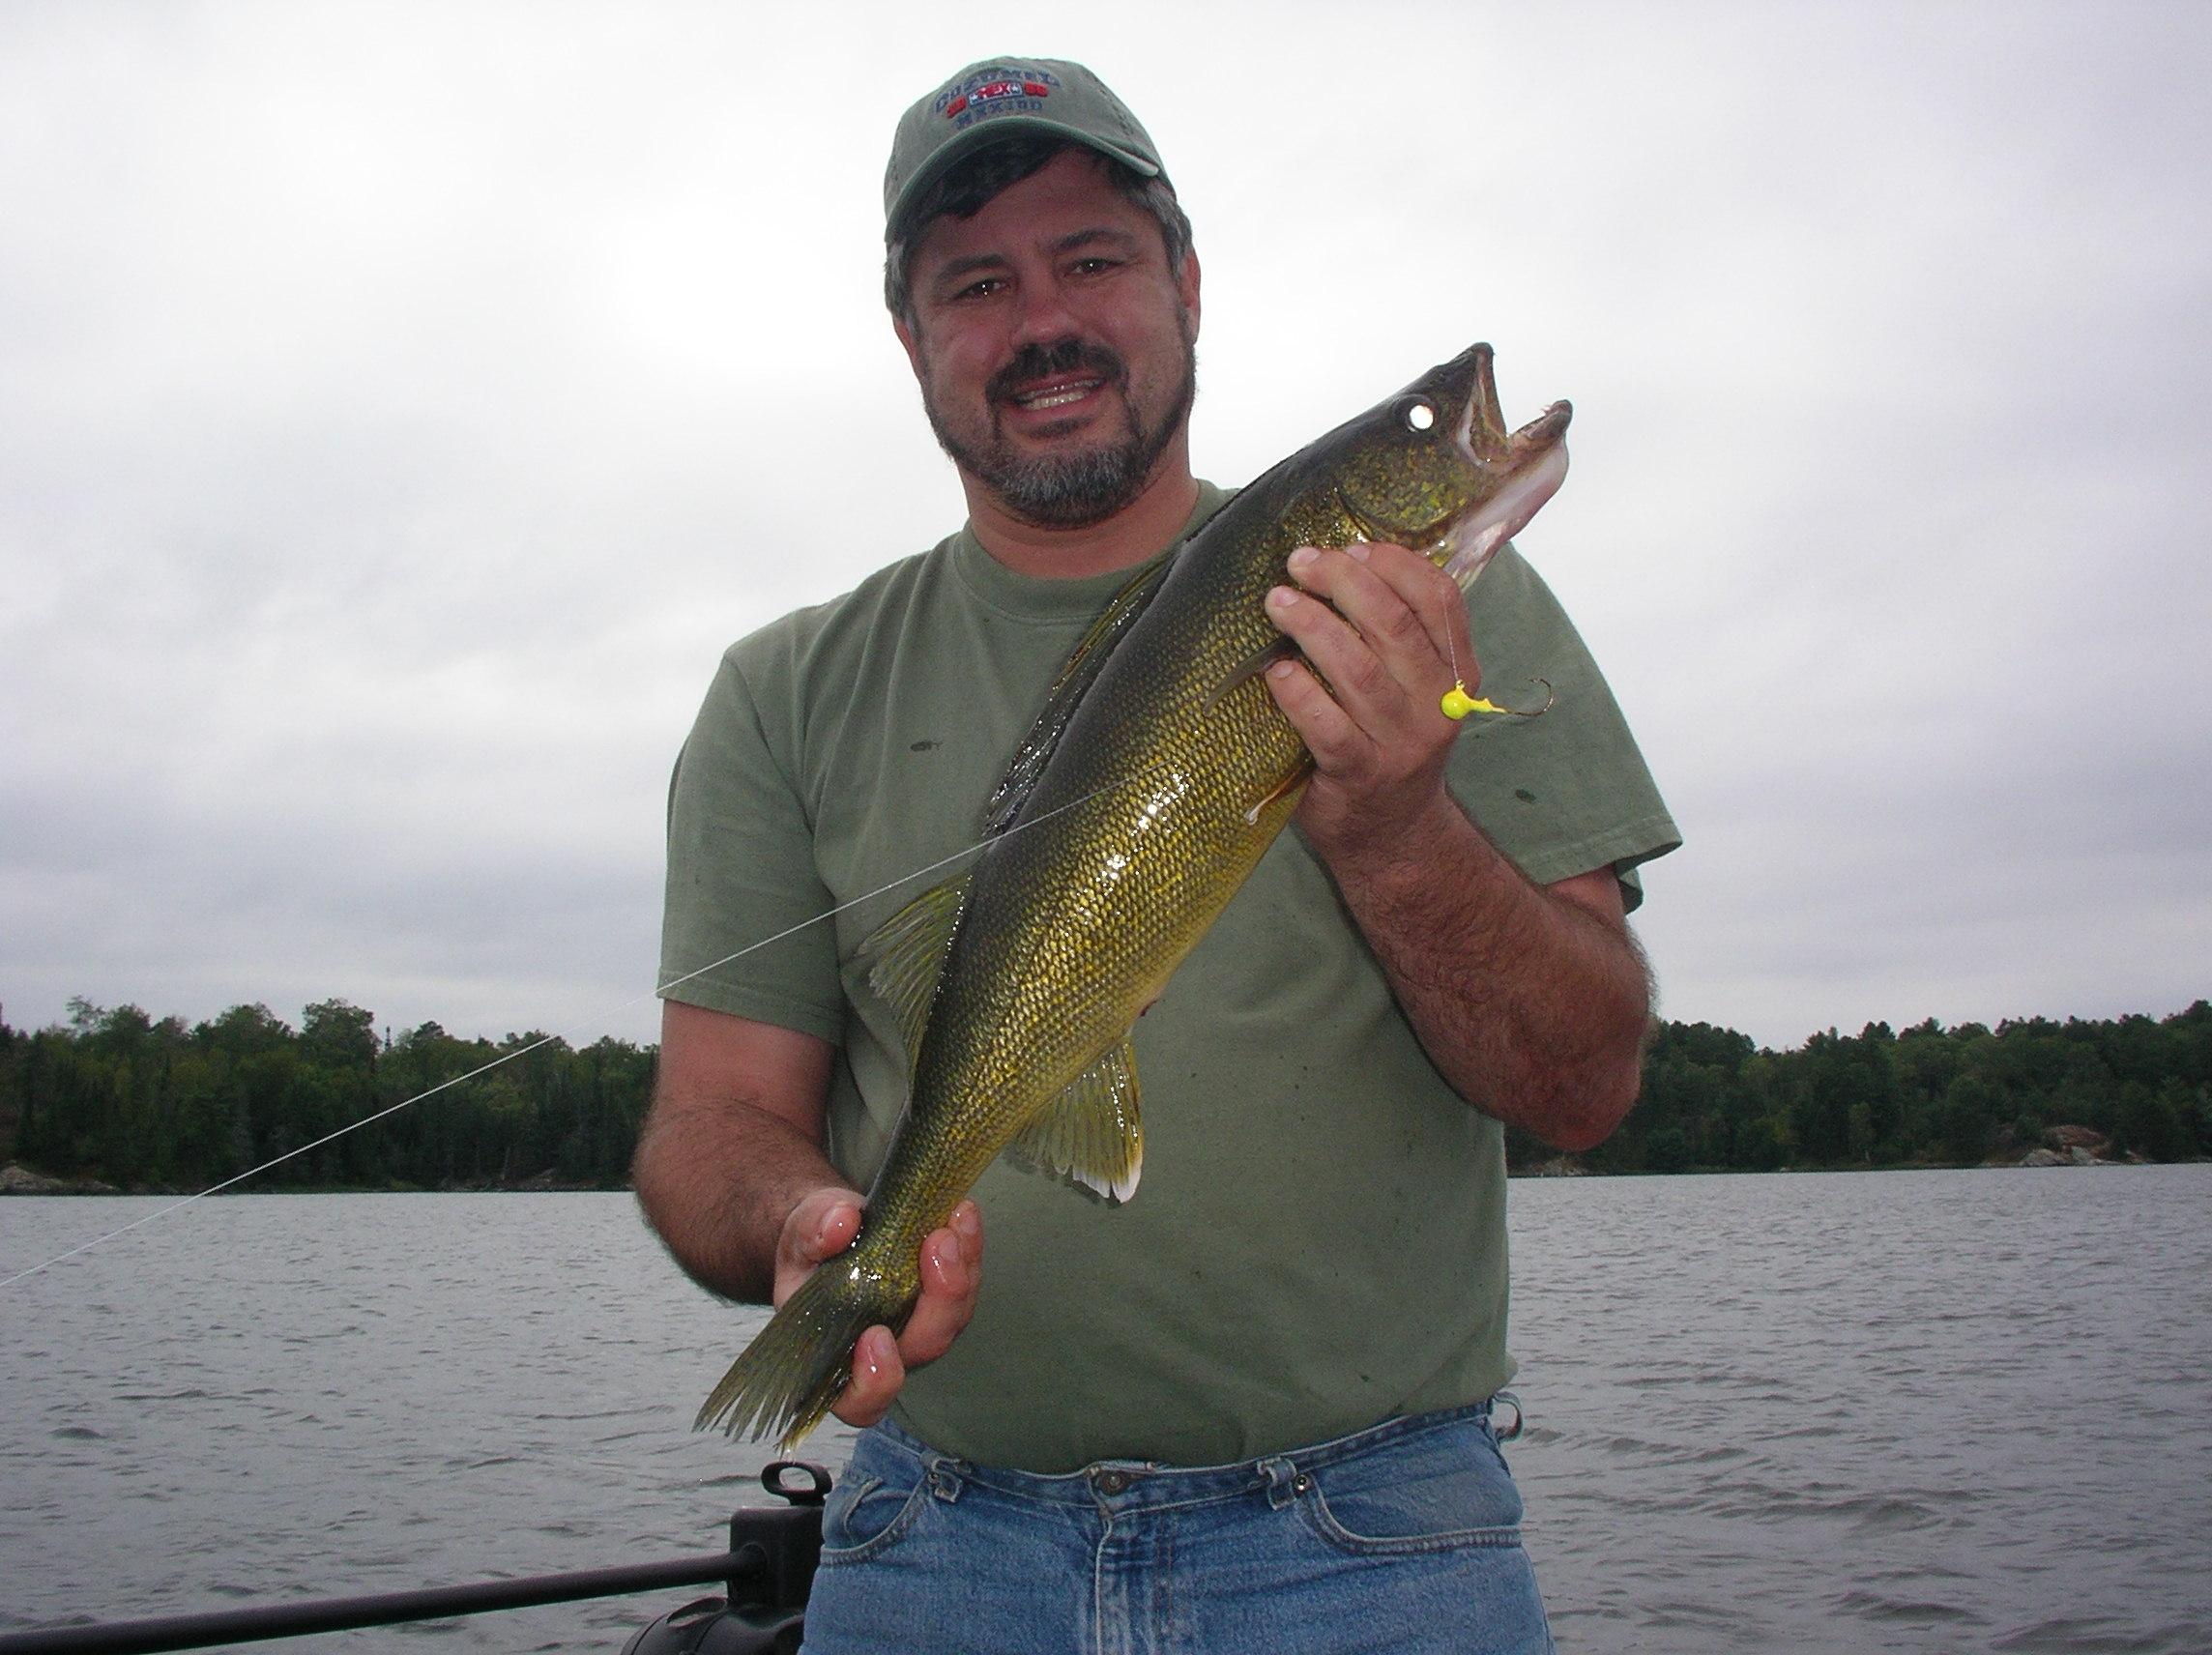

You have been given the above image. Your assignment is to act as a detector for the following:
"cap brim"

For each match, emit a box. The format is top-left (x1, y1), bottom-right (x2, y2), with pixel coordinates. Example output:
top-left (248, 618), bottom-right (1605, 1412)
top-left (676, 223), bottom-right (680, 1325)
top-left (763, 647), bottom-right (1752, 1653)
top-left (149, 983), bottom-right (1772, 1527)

top-left (887, 118), bottom-right (1163, 243)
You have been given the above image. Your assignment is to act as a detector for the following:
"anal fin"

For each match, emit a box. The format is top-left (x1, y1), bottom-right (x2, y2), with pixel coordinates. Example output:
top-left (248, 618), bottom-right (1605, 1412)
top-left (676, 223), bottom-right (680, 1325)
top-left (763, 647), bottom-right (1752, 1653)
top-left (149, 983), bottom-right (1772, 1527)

top-left (1004, 1037), bottom-right (1144, 1204)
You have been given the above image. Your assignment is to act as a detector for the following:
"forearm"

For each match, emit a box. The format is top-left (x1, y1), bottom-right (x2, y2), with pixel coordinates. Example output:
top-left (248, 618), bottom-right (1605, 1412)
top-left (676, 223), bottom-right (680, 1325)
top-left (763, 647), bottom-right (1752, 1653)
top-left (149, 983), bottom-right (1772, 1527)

top-left (633, 999), bottom-right (980, 1426)
top-left (1314, 789), bottom-right (1651, 1151)
top-left (633, 1079), bottom-right (847, 1304)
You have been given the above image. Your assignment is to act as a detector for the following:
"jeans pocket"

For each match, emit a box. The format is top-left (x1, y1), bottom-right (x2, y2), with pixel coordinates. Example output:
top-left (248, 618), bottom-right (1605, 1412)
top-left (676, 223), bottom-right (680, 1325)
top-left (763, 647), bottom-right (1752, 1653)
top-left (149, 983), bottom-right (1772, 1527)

top-left (819, 1463), bottom-right (932, 1564)
top-left (1296, 1418), bottom-right (1527, 1557)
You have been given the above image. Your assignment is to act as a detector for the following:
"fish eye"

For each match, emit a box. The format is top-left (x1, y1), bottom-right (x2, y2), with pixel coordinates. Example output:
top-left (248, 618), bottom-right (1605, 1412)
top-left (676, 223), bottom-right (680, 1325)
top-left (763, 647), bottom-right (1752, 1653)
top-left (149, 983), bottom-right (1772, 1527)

top-left (1402, 399), bottom-right (1437, 432)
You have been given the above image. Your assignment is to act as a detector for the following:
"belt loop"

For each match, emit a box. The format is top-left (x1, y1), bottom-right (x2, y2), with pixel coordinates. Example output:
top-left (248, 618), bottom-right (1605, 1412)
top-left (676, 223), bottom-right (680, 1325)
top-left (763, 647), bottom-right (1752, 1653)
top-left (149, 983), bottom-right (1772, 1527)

top-left (1491, 1390), bottom-right (1524, 1443)
top-left (1258, 1456), bottom-right (1302, 1510)
top-left (925, 1455), bottom-right (966, 1502)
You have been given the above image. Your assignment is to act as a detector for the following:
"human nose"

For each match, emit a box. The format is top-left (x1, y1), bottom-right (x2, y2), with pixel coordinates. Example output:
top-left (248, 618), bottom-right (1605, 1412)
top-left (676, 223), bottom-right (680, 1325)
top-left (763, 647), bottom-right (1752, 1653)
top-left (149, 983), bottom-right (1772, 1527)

top-left (1006, 272), bottom-right (1083, 349)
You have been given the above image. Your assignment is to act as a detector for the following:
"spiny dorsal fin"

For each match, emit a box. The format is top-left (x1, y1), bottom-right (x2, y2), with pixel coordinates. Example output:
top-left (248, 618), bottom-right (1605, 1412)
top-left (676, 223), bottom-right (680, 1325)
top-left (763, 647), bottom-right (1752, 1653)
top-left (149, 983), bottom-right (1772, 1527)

top-left (982, 557), bottom-right (1175, 838)
top-left (853, 876), bottom-right (970, 1077)
top-left (1003, 1037), bottom-right (1144, 1204)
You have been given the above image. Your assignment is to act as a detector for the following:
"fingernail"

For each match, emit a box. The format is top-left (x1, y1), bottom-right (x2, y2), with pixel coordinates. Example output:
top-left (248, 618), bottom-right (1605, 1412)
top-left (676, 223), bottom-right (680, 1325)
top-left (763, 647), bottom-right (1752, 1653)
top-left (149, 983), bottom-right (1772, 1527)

top-left (1287, 546), bottom-right (1319, 572)
top-left (939, 1230), bottom-right (964, 1270)
top-left (1267, 659), bottom-right (1296, 682)
top-left (1347, 542), bottom-right (1371, 563)
top-left (1266, 586), bottom-right (1296, 611)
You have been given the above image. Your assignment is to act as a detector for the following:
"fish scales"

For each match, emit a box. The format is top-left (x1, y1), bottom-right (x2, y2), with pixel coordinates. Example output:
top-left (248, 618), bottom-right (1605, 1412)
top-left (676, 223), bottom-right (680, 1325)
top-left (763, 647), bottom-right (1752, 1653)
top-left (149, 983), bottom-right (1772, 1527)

top-left (696, 344), bottom-right (1572, 1446)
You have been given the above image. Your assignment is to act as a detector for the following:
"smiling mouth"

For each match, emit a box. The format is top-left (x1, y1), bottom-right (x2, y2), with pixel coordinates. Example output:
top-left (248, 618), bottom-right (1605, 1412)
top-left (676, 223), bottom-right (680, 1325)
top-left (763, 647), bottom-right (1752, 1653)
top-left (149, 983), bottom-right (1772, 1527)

top-left (1005, 377), bottom-right (1106, 413)
top-left (987, 339), bottom-right (1125, 421)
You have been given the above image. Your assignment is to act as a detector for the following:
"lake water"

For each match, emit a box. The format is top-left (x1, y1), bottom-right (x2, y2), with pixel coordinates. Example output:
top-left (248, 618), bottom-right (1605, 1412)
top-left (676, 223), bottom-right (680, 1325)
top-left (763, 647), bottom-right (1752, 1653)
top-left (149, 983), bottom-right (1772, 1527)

top-left (2, 1168), bottom-right (2206, 1653)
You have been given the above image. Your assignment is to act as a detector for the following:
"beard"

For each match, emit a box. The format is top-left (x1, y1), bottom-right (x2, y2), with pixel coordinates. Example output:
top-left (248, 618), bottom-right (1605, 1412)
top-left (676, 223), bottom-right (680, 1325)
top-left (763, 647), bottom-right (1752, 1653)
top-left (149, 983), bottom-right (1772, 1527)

top-left (920, 327), bottom-right (1198, 530)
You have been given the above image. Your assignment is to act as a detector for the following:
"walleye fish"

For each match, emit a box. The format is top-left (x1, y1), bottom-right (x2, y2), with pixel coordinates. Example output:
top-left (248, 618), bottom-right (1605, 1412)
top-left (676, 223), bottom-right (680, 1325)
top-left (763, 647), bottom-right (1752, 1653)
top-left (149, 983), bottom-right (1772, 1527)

top-left (698, 343), bottom-right (1571, 1446)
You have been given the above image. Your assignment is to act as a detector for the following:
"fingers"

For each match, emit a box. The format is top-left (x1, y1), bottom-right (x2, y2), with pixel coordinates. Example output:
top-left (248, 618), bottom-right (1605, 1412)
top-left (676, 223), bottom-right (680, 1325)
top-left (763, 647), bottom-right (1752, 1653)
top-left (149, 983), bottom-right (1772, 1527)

top-left (1273, 541), bottom-right (1475, 708)
top-left (900, 1200), bottom-right (982, 1367)
top-left (1265, 542), bottom-right (1474, 761)
top-left (772, 1185), bottom-right (864, 1306)
top-left (834, 1324), bottom-right (907, 1429)
top-left (1264, 542), bottom-right (1476, 856)
top-left (830, 1200), bottom-right (983, 1432)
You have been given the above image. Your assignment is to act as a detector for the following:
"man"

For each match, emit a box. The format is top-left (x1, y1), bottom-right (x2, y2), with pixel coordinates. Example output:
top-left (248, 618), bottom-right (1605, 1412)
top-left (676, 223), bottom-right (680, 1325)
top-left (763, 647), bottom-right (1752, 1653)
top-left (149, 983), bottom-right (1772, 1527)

top-left (635, 56), bottom-right (1677, 1653)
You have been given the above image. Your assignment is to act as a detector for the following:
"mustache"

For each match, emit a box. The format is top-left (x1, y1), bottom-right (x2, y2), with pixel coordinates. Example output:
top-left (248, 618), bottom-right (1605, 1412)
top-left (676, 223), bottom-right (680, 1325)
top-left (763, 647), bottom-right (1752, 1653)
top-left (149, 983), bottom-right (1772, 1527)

top-left (986, 337), bottom-right (1125, 403)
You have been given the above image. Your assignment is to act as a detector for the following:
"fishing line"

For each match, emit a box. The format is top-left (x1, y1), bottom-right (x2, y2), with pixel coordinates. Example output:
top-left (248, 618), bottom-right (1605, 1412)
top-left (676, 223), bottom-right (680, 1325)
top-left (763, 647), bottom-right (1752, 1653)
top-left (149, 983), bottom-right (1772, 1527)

top-left (1441, 629), bottom-right (1477, 721)
top-left (0, 781), bottom-right (1128, 1291)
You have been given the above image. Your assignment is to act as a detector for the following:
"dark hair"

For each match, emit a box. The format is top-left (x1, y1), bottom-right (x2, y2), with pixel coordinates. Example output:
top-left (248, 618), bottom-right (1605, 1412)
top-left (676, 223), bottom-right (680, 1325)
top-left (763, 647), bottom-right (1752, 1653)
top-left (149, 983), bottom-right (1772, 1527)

top-left (884, 134), bottom-right (1193, 324)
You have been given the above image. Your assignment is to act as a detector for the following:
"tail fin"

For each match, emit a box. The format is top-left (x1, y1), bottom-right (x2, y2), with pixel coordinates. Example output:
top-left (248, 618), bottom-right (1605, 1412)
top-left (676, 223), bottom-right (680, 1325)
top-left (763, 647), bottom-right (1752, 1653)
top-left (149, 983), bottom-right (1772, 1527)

top-left (694, 1263), bottom-right (907, 1449)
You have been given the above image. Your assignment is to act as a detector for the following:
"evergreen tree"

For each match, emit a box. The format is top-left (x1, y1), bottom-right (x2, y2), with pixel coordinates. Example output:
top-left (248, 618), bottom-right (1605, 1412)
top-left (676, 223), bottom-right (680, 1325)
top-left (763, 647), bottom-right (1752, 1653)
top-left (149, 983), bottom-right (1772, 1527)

top-left (7, 997), bottom-right (2206, 1186)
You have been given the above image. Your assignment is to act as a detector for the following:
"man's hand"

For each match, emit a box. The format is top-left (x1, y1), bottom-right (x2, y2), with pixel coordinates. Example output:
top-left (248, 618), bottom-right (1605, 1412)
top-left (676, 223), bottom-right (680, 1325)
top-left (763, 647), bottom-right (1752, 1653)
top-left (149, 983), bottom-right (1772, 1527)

top-left (637, 1004), bottom-right (992, 1425)
top-left (1262, 540), bottom-right (1471, 861)
top-left (773, 1191), bottom-right (984, 1431)
top-left (1258, 539), bottom-right (1651, 1150)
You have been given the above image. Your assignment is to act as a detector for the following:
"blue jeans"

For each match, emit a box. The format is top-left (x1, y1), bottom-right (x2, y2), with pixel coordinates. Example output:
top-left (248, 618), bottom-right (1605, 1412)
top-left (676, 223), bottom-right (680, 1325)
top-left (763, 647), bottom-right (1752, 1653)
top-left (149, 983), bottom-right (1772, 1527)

top-left (801, 1403), bottom-right (1555, 1654)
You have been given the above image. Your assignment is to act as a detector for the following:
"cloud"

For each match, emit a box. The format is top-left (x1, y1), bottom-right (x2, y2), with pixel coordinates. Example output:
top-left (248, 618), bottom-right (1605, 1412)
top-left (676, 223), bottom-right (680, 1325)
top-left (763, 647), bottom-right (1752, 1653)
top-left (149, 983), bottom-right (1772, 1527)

top-left (3, 2), bottom-right (2208, 1055)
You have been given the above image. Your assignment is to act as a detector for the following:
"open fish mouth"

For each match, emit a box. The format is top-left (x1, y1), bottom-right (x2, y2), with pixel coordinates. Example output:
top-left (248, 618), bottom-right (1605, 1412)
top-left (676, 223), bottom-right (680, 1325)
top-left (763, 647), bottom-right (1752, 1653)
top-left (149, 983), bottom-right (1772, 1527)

top-left (1438, 410), bottom-right (1571, 585)
top-left (1439, 349), bottom-right (1571, 585)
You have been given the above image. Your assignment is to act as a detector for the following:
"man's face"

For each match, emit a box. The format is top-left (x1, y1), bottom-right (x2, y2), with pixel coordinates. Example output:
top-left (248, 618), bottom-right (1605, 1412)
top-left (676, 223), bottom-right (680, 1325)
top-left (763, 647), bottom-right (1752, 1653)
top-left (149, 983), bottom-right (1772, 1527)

top-left (895, 148), bottom-right (1201, 530)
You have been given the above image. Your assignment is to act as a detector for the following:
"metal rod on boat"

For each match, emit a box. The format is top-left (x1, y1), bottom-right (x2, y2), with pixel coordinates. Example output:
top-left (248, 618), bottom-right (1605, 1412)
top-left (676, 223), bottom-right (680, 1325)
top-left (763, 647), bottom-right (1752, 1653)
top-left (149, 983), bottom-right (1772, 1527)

top-left (0, 1550), bottom-right (742, 1655)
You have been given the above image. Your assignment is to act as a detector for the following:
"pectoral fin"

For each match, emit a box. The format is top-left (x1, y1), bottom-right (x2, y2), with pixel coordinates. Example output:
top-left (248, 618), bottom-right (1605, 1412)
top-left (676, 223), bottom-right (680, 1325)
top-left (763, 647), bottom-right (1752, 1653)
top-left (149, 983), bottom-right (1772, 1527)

top-left (1202, 637), bottom-right (1297, 715)
top-left (1241, 759), bottom-right (1312, 826)
top-left (1004, 1037), bottom-right (1144, 1204)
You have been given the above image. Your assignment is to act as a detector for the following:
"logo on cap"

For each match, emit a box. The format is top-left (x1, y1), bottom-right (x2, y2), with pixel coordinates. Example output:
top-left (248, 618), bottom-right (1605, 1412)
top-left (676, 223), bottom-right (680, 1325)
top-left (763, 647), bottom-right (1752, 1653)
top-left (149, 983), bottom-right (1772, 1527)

top-left (936, 67), bottom-right (1060, 126)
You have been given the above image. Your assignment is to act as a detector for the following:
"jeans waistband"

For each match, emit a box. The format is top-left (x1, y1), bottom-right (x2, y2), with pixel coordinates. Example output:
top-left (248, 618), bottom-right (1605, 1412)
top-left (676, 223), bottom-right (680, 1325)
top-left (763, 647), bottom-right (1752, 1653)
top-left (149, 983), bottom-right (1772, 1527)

top-left (867, 1401), bottom-right (1497, 1514)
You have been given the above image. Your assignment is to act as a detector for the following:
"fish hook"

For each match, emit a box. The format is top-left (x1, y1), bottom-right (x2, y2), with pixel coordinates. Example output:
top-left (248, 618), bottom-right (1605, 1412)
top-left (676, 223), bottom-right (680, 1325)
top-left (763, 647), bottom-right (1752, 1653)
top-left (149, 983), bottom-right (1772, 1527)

top-left (1441, 677), bottom-right (1555, 722)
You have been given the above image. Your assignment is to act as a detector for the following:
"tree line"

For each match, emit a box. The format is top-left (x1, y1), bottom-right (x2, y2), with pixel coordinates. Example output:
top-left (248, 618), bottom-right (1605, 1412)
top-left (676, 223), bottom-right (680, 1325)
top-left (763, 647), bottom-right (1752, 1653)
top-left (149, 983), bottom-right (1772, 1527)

top-left (1, 1000), bottom-right (654, 1192)
top-left (1502, 1002), bottom-right (2212, 1174)
top-left (3, 997), bottom-right (2207, 1193)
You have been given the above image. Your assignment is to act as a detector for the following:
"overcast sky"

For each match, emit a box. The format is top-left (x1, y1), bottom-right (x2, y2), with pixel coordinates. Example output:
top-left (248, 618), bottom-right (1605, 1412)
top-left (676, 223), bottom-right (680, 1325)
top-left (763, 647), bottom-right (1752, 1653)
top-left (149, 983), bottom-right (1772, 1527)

top-left (4, 1), bottom-right (2207, 1058)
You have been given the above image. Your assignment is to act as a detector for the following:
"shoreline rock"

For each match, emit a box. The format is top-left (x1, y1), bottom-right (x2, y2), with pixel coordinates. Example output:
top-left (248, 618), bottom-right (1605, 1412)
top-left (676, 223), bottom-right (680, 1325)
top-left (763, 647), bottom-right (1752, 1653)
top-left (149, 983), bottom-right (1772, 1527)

top-left (2009, 1124), bottom-right (2138, 1169)
top-left (1, 1164), bottom-right (120, 1196)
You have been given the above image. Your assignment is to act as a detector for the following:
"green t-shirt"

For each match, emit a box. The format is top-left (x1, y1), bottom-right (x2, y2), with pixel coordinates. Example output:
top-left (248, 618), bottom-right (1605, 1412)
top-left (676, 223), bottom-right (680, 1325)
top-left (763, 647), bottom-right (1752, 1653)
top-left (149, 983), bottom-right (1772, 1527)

top-left (660, 482), bottom-right (1679, 1472)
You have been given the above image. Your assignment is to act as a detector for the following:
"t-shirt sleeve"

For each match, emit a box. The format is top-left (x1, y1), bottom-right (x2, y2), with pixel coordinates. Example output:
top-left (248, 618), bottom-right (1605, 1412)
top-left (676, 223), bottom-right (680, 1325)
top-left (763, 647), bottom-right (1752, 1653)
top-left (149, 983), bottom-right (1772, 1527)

top-left (657, 646), bottom-right (847, 1040)
top-left (1449, 545), bottom-right (1681, 911)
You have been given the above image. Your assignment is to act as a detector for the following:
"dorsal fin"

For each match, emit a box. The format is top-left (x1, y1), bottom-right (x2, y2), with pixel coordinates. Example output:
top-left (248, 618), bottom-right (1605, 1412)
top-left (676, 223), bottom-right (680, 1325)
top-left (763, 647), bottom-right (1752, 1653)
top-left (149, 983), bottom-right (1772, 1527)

top-left (853, 876), bottom-right (970, 1076)
top-left (982, 556), bottom-right (1175, 838)
top-left (1003, 1036), bottom-right (1144, 1204)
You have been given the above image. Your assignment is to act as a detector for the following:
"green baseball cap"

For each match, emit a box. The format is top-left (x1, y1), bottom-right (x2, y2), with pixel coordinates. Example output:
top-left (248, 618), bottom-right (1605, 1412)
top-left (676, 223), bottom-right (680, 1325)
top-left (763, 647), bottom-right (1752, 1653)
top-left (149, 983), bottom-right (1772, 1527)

top-left (884, 58), bottom-right (1168, 242)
